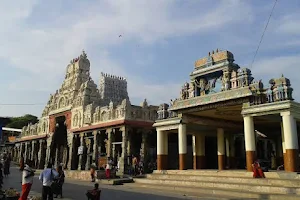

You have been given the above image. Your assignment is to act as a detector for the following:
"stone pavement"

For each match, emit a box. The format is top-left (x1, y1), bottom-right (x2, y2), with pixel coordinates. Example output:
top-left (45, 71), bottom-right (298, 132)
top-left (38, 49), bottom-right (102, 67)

top-left (2, 167), bottom-right (227, 200)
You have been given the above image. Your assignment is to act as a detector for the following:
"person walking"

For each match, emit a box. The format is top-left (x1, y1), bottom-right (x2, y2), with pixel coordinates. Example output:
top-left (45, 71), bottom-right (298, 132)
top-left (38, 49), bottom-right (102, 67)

top-left (39, 163), bottom-right (59, 200)
top-left (90, 161), bottom-right (96, 182)
top-left (19, 160), bottom-right (35, 200)
top-left (54, 165), bottom-right (65, 198)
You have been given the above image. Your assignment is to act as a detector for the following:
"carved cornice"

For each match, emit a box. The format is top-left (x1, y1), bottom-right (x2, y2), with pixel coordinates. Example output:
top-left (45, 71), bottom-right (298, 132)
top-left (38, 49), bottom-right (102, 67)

top-left (170, 87), bottom-right (253, 111)
top-left (242, 100), bottom-right (300, 119)
top-left (182, 114), bottom-right (242, 129)
top-left (153, 117), bottom-right (182, 128)
top-left (49, 105), bottom-right (72, 116)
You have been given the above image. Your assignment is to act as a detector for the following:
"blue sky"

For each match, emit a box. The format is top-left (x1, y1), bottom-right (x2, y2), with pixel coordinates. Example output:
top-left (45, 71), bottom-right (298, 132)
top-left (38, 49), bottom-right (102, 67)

top-left (0, 0), bottom-right (300, 117)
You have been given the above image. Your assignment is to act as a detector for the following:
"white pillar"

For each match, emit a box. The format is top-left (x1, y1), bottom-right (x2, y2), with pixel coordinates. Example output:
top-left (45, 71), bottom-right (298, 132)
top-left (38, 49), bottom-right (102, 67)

top-left (243, 115), bottom-right (256, 171)
top-left (280, 122), bottom-right (285, 155)
top-left (157, 130), bottom-right (164, 156)
top-left (157, 129), bottom-right (168, 170)
top-left (178, 124), bottom-right (187, 155)
top-left (244, 116), bottom-right (256, 151)
top-left (178, 124), bottom-right (187, 170)
top-left (193, 134), bottom-right (205, 169)
top-left (281, 112), bottom-right (298, 172)
top-left (281, 112), bottom-right (298, 150)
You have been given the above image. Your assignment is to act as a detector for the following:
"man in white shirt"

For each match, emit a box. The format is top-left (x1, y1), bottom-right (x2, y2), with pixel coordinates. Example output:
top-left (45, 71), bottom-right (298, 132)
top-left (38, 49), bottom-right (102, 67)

top-left (19, 159), bottom-right (35, 200)
top-left (39, 163), bottom-right (59, 200)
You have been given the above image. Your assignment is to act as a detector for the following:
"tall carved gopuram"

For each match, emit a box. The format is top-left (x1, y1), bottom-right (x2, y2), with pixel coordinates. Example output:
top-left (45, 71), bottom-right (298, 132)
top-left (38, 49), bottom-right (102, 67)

top-left (13, 51), bottom-right (158, 174)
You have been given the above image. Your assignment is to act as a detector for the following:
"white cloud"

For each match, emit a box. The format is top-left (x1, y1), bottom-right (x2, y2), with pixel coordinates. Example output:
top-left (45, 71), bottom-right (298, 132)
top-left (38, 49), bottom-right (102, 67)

top-left (1, 0), bottom-right (300, 117)
top-left (252, 54), bottom-right (300, 100)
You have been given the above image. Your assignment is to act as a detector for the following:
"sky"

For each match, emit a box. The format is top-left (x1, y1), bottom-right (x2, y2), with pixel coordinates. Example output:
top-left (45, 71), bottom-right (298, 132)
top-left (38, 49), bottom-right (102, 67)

top-left (0, 0), bottom-right (300, 117)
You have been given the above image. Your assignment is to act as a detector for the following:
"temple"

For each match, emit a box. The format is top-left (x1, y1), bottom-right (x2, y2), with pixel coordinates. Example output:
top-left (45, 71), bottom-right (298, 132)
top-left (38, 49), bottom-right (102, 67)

top-left (11, 51), bottom-right (158, 174)
top-left (155, 49), bottom-right (300, 172)
top-left (10, 49), bottom-right (300, 174)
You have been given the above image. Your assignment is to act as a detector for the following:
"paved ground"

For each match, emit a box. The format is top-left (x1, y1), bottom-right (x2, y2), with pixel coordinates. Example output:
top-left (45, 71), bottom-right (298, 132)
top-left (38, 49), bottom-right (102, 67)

top-left (2, 167), bottom-right (223, 200)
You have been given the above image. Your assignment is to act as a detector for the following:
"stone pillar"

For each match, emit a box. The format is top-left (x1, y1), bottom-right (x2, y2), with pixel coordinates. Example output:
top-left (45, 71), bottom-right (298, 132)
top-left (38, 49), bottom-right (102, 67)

top-left (31, 141), bottom-right (35, 162)
top-left (192, 134), bottom-right (205, 169)
top-left (55, 146), bottom-right (59, 168)
top-left (106, 129), bottom-right (113, 158)
top-left (86, 138), bottom-right (91, 170)
top-left (225, 136), bottom-right (230, 168)
top-left (281, 123), bottom-right (286, 166)
top-left (157, 129), bottom-right (168, 170)
top-left (119, 126), bottom-right (128, 174)
top-left (92, 131), bottom-right (98, 163)
top-left (38, 140), bottom-right (43, 169)
top-left (178, 124), bottom-right (187, 170)
top-left (244, 115), bottom-right (256, 172)
top-left (141, 131), bottom-right (148, 161)
top-left (78, 133), bottom-right (84, 170)
top-left (281, 112), bottom-right (299, 172)
top-left (19, 143), bottom-right (23, 161)
top-left (24, 142), bottom-right (28, 162)
top-left (217, 128), bottom-right (225, 170)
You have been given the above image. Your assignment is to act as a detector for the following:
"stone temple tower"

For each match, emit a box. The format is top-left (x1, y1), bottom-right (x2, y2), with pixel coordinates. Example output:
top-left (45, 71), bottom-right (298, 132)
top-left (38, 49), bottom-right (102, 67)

top-left (99, 72), bottom-right (129, 105)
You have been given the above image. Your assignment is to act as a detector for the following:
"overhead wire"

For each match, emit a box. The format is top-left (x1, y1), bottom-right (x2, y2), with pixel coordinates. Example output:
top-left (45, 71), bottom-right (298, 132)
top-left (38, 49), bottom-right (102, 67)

top-left (250, 0), bottom-right (278, 69)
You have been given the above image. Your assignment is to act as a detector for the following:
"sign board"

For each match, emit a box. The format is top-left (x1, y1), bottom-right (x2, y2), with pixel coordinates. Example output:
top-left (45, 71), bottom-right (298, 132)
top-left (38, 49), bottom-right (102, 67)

top-left (78, 146), bottom-right (84, 155)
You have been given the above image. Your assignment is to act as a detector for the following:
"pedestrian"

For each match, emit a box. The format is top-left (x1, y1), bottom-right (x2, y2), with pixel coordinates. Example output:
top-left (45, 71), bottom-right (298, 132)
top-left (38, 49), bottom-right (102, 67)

top-left (0, 163), bottom-right (3, 188)
top-left (39, 163), bottom-right (59, 200)
top-left (105, 158), bottom-right (112, 179)
top-left (4, 154), bottom-right (10, 177)
top-left (90, 161), bottom-right (96, 182)
top-left (86, 183), bottom-right (101, 200)
top-left (19, 159), bottom-right (35, 200)
top-left (54, 165), bottom-right (65, 198)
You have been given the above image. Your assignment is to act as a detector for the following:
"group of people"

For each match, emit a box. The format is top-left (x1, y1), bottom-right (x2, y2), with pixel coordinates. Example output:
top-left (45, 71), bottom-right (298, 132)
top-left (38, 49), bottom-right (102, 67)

top-left (0, 153), bottom-right (12, 189)
top-left (19, 158), bottom-right (65, 200)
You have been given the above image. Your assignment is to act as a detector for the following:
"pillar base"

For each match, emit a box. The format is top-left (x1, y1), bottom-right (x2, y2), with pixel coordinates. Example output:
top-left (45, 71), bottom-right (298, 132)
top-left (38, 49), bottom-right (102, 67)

top-left (193, 155), bottom-right (206, 169)
top-left (157, 155), bottom-right (168, 170)
top-left (246, 151), bottom-right (256, 172)
top-left (285, 149), bottom-right (298, 172)
top-left (218, 155), bottom-right (225, 170)
top-left (179, 154), bottom-right (186, 170)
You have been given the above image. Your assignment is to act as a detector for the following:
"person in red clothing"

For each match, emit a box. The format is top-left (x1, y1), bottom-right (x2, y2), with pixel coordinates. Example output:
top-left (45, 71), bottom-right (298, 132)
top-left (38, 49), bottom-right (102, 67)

top-left (252, 160), bottom-right (265, 178)
top-left (19, 160), bottom-right (35, 200)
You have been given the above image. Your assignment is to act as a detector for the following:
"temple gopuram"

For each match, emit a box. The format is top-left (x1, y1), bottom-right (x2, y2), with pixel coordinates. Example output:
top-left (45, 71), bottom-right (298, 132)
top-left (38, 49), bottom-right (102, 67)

top-left (155, 49), bottom-right (300, 172)
top-left (11, 51), bottom-right (158, 174)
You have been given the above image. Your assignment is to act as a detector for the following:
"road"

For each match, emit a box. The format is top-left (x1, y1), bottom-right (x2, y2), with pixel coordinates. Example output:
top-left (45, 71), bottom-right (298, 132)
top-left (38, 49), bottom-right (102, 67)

top-left (2, 167), bottom-right (217, 200)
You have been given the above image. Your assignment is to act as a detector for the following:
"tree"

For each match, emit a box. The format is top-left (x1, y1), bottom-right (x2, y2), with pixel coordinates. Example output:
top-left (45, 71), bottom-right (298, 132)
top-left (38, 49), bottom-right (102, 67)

top-left (6, 114), bottom-right (39, 129)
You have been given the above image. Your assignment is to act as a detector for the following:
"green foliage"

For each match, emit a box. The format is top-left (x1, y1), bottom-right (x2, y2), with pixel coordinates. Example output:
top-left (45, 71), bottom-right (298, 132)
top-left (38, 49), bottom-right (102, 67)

top-left (5, 114), bottom-right (38, 129)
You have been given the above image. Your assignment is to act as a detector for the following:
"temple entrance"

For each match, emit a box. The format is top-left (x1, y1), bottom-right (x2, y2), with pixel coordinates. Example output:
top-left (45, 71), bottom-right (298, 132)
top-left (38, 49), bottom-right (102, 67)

top-left (205, 136), bottom-right (218, 169)
top-left (49, 115), bottom-right (68, 168)
top-left (168, 133), bottom-right (178, 169)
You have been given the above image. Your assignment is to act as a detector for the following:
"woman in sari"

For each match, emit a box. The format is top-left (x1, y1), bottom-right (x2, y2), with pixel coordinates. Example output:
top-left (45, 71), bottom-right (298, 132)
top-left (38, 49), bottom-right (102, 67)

top-left (252, 160), bottom-right (265, 178)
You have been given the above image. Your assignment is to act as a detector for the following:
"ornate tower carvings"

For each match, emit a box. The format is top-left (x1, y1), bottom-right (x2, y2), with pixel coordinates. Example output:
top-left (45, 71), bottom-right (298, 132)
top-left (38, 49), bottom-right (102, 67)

top-left (21, 51), bottom-right (159, 135)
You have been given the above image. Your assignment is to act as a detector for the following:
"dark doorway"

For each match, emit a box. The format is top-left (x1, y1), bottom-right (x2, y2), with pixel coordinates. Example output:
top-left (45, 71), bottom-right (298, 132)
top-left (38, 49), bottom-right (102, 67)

top-left (168, 133), bottom-right (179, 169)
top-left (205, 136), bottom-right (218, 169)
top-left (50, 115), bottom-right (68, 167)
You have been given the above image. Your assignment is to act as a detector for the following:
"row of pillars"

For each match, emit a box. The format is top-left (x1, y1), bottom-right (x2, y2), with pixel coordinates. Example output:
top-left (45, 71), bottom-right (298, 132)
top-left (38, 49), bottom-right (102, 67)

top-left (245, 112), bottom-right (299, 172)
top-left (14, 140), bottom-right (46, 169)
top-left (157, 111), bottom-right (299, 172)
top-left (157, 124), bottom-right (230, 171)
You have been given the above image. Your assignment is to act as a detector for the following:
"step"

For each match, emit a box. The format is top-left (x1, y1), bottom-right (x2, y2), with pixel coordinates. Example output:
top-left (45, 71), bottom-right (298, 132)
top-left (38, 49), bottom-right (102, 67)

top-left (130, 182), bottom-right (300, 200)
top-left (146, 174), bottom-right (300, 187)
top-left (97, 178), bottom-right (134, 185)
top-left (153, 170), bottom-right (300, 179)
top-left (134, 178), bottom-right (300, 195)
